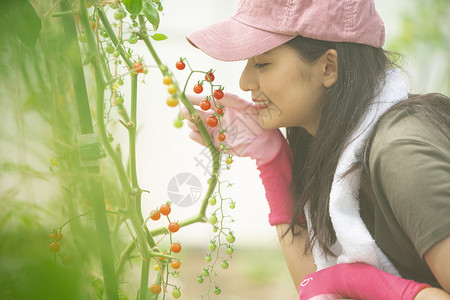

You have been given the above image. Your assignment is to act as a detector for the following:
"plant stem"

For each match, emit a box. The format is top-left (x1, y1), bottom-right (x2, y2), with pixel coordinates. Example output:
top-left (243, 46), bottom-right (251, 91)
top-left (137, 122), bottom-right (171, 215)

top-left (64, 1), bottom-right (120, 299)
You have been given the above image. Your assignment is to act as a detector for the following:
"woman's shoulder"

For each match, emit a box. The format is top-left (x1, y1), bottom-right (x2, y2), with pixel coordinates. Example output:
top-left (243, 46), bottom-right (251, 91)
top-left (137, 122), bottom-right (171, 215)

top-left (369, 93), bottom-right (450, 159)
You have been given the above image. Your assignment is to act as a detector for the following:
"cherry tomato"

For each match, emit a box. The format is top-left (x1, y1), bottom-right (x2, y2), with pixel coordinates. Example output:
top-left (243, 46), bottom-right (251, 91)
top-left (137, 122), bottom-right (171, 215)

top-left (217, 134), bottom-right (226, 142)
top-left (173, 118), bottom-right (183, 128)
top-left (166, 97), bottom-right (179, 107)
top-left (50, 232), bottom-right (63, 241)
top-left (168, 222), bottom-right (180, 233)
top-left (208, 214), bottom-right (218, 225)
top-left (154, 264), bottom-right (160, 271)
top-left (149, 284), bottom-right (161, 295)
top-left (128, 33), bottom-right (138, 44)
top-left (200, 100), bottom-right (211, 111)
top-left (208, 197), bottom-right (217, 206)
top-left (225, 157), bottom-right (233, 165)
top-left (197, 275), bottom-right (204, 284)
top-left (229, 202), bottom-right (236, 209)
top-left (160, 203), bottom-right (171, 215)
top-left (226, 233), bottom-right (236, 243)
top-left (132, 62), bottom-right (144, 74)
top-left (170, 242), bottom-right (182, 253)
top-left (150, 210), bottom-right (160, 221)
top-left (172, 288), bottom-right (181, 299)
top-left (213, 89), bottom-right (224, 100)
top-left (221, 260), bottom-right (229, 269)
top-left (193, 84), bottom-right (203, 94)
top-left (226, 246), bottom-right (234, 255)
top-left (106, 44), bottom-right (115, 54)
top-left (209, 242), bottom-right (217, 251)
top-left (117, 78), bottom-right (124, 86)
top-left (167, 84), bottom-right (177, 95)
top-left (171, 260), bottom-right (181, 269)
top-left (206, 116), bottom-right (218, 127)
top-left (116, 96), bottom-right (124, 105)
top-left (216, 107), bottom-right (224, 116)
top-left (205, 254), bottom-right (212, 263)
top-left (163, 75), bottom-right (172, 85)
top-left (202, 268), bottom-right (210, 277)
top-left (214, 286), bottom-right (221, 295)
top-left (175, 61), bottom-right (185, 70)
top-left (205, 72), bottom-right (215, 82)
top-left (49, 242), bottom-right (61, 253)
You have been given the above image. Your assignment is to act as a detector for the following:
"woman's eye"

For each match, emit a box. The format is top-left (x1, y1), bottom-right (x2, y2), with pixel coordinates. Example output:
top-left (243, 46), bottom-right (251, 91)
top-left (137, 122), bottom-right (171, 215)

top-left (254, 63), bottom-right (269, 69)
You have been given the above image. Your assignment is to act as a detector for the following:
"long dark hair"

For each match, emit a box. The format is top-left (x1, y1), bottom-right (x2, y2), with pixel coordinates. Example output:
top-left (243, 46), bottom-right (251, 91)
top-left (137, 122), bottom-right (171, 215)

top-left (286, 36), bottom-right (399, 256)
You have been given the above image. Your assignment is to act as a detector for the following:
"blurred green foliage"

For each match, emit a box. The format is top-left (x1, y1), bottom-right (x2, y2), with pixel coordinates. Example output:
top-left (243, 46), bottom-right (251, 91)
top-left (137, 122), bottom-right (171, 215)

top-left (387, 0), bottom-right (450, 94)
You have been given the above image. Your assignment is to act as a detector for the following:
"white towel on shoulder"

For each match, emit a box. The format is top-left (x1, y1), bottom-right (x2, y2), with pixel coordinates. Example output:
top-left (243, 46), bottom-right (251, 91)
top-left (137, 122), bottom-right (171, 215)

top-left (306, 68), bottom-right (408, 276)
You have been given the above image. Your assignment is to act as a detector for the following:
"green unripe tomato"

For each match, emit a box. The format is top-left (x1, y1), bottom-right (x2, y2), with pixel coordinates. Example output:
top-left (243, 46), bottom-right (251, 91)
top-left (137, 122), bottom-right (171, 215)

top-left (221, 260), bottom-right (229, 269)
top-left (226, 246), bottom-right (234, 255)
top-left (201, 268), bottom-right (209, 277)
top-left (214, 287), bottom-right (221, 295)
top-left (106, 44), bottom-right (115, 54)
top-left (208, 242), bottom-right (217, 251)
top-left (208, 214), bottom-right (218, 225)
top-left (172, 288), bottom-right (181, 299)
top-left (197, 276), bottom-right (204, 284)
top-left (116, 96), bottom-right (124, 105)
top-left (208, 197), bottom-right (217, 206)
top-left (128, 33), bottom-right (138, 44)
top-left (173, 119), bottom-right (183, 128)
top-left (205, 254), bottom-right (212, 263)
top-left (226, 233), bottom-right (236, 244)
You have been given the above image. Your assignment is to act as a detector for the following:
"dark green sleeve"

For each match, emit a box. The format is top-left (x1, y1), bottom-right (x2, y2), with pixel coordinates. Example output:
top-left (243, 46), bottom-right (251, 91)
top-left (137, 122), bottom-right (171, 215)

top-left (369, 110), bottom-right (450, 257)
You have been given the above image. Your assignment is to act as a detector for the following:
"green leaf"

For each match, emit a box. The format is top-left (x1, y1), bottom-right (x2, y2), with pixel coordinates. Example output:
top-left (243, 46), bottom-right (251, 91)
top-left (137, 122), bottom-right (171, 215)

top-left (0, 0), bottom-right (42, 48)
top-left (142, 0), bottom-right (160, 31)
top-left (122, 0), bottom-right (143, 16)
top-left (151, 33), bottom-right (167, 41)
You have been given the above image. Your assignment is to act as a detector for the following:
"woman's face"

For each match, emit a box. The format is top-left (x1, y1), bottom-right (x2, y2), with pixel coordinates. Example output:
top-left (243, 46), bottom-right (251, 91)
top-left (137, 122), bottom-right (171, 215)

top-left (239, 44), bottom-right (328, 134)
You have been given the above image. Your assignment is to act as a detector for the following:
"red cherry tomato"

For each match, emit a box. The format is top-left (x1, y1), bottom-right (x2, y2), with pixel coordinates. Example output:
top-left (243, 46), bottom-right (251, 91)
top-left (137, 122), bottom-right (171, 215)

top-left (216, 107), bottom-right (223, 116)
top-left (193, 84), bottom-right (203, 94)
top-left (49, 242), bottom-right (61, 253)
top-left (175, 61), bottom-right (185, 70)
top-left (168, 222), bottom-right (180, 233)
top-left (206, 116), bottom-right (218, 127)
top-left (132, 62), bottom-right (144, 73)
top-left (160, 204), bottom-right (171, 216)
top-left (200, 100), bottom-right (211, 111)
top-left (171, 242), bottom-right (182, 253)
top-left (217, 134), bottom-right (226, 142)
top-left (150, 210), bottom-right (161, 221)
top-left (149, 284), bottom-right (162, 295)
top-left (171, 260), bottom-right (181, 269)
top-left (50, 232), bottom-right (63, 241)
top-left (213, 89), bottom-right (224, 100)
top-left (205, 72), bottom-right (215, 82)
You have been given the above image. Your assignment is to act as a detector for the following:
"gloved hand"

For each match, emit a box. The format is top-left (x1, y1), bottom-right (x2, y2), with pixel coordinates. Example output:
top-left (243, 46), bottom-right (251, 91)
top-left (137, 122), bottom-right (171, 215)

top-left (181, 92), bottom-right (303, 225)
top-left (298, 263), bottom-right (430, 300)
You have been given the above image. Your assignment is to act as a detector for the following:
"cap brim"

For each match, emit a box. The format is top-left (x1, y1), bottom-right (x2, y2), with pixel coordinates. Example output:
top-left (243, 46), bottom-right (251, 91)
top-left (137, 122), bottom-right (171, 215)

top-left (186, 17), bottom-right (296, 62)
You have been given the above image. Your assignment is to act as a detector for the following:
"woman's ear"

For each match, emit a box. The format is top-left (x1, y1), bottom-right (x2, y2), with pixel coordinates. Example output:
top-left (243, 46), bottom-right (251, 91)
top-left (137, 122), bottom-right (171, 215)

top-left (322, 49), bottom-right (338, 88)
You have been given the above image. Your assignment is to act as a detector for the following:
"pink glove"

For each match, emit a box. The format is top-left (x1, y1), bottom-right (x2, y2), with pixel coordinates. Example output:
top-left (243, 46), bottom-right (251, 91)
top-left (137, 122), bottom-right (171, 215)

top-left (298, 263), bottom-right (430, 300)
top-left (182, 93), bottom-right (303, 225)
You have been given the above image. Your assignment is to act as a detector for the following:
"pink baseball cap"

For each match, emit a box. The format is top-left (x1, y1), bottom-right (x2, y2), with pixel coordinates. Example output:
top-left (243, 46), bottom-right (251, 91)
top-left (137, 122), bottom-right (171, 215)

top-left (186, 0), bottom-right (385, 61)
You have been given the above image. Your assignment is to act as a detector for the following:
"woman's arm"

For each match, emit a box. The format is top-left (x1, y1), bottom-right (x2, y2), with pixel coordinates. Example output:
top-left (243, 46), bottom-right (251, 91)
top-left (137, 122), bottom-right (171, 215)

top-left (276, 223), bottom-right (316, 292)
top-left (414, 235), bottom-right (450, 299)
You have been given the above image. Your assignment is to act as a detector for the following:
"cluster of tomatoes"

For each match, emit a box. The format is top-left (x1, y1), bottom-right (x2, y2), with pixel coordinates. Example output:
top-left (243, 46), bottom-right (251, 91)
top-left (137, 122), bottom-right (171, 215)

top-left (148, 202), bottom-right (183, 298)
top-left (48, 231), bottom-right (73, 265)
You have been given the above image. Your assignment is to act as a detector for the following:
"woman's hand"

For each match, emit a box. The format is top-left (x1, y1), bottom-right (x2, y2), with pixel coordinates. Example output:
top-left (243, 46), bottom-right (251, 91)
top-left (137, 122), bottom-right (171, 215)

top-left (298, 263), bottom-right (430, 300)
top-left (181, 92), bottom-right (287, 164)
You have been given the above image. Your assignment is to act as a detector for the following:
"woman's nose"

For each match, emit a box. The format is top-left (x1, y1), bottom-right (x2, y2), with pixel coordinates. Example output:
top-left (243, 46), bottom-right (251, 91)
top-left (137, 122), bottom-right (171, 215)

top-left (239, 59), bottom-right (259, 92)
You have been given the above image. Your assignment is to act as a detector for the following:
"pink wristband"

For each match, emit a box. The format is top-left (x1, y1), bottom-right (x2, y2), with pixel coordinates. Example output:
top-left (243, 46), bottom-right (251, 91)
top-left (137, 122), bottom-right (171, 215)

top-left (256, 138), bottom-right (305, 226)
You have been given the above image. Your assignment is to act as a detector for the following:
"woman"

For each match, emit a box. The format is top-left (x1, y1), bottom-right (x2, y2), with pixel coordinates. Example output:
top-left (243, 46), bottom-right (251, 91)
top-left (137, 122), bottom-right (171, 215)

top-left (182, 0), bottom-right (450, 299)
